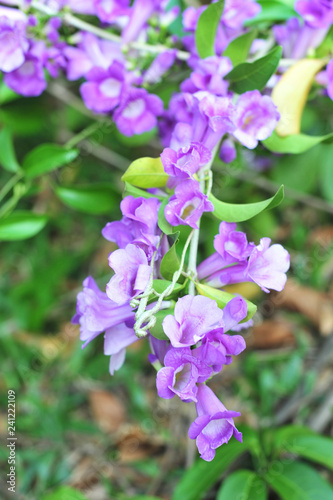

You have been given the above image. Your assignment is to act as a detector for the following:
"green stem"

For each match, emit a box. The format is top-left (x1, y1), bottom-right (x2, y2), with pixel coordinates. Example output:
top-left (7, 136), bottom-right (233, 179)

top-left (0, 172), bottom-right (23, 204)
top-left (64, 121), bottom-right (104, 149)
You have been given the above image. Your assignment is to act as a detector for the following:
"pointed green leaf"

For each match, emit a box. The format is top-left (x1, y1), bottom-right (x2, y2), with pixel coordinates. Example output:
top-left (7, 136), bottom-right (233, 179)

top-left (224, 31), bottom-right (257, 66)
top-left (218, 470), bottom-right (267, 500)
top-left (273, 425), bottom-right (333, 470)
top-left (263, 130), bottom-right (333, 154)
top-left (153, 279), bottom-right (183, 296)
top-left (23, 144), bottom-right (79, 179)
top-left (173, 427), bottom-right (252, 500)
top-left (195, 1), bottom-right (225, 58)
top-left (121, 157), bottom-right (168, 188)
top-left (160, 233), bottom-right (180, 281)
top-left (42, 485), bottom-right (90, 500)
top-left (55, 184), bottom-right (118, 215)
top-left (0, 127), bottom-right (20, 172)
top-left (196, 283), bottom-right (257, 322)
top-left (225, 46), bottom-right (282, 93)
top-left (149, 308), bottom-right (172, 341)
top-left (265, 461), bottom-right (333, 500)
top-left (209, 185), bottom-right (284, 222)
top-left (123, 182), bottom-right (161, 200)
top-left (0, 211), bottom-right (48, 240)
top-left (245, 0), bottom-right (297, 24)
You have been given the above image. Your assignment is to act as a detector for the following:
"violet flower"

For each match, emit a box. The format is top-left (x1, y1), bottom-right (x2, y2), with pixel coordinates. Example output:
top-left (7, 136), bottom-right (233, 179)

top-left (114, 88), bottom-right (163, 136)
top-left (181, 56), bottom-right (233, 96)
top-left (222, 0), bottom-right (261, 30)
top-left (219, 138), bottom-right (237, 164)
top-left (162, 295), bottom-right (223, 348)
top-left (94, 0), bottom-right (130, 24)
top-left (189, 383), bottom-right (242, 462)
top-left (0, 15), bottom-right (28, 73)
top-left (106, 244), bottom-right (152, 305)
top-left (232, 90), bottom-right (280, 149)
top-left (104, 322), bottom-right (138, 375)
top-left (165, 179), bottom-right (214, 230)
top-left (295, 0), bottom-right (333, 28)
top-left (72, 276), bottom-right (134, 348)
top-left (80, 61), bottom-right (128, 114)
top-left (4, 52), bottom-right (46, 96)
top-left (122, 0), bottom-right (166, 43)
top-left (327, 60), bottom-right (333, 100)
top-left (156, 347), bottom-right (212, 402)
top-left (102, 195), bottom-right (161, 259)
top-left (143, 50), bottom-right (177, 85)
top-left (161, 142), bottom-right (211, 188)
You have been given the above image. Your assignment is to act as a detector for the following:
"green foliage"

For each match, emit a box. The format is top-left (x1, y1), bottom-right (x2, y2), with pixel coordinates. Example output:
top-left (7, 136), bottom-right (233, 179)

top-left (195, 1), bottom-right (225, 58)
top-left (56, 184), bottom-right (119, 215)
top-left (196, 283), bottom-right (257, 323)
top-left (264, 130), bottom-right (333, 154)
top-left (224, 31), bottom-right (257, 66)
top-left (43, 486), bottom-right (90, 500)
top-left (121, 157), bottom-right (168, 188)
top-left (172, 437), bottom-right (247, 500)
top-left (0, 127), bottom-right (20, 172)
top-left (149, 308), bottom-right (171, 340)
top-left (217, 470), bottom-right (267, 500)
top-left (160, 232), bottom-right (180, 280)
top-left (22, 144), bottom-right (79, 179)
top-left (0, 211), bottom-right (48, 240)
top-left (209, 185), bottom-right (284, 222)
top-left (264, 461), bottom-right (333, 500)
top-left (158, 197), bottom-right (176, 235)
top-left (246, 0), bottom-right (297, 24)
top-left (225, 46), bottom-right (282, 93)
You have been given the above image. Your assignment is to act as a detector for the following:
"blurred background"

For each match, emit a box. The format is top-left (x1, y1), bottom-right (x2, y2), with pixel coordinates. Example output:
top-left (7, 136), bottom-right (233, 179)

top-left (1, 72), bottom-right (333, 500)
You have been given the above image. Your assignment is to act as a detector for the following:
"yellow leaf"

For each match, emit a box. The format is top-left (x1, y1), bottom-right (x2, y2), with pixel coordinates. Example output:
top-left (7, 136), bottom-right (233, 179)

top-left (121, 156), bottom-right (168, 188)
top-left (272, 59), bottom-right (327, 137)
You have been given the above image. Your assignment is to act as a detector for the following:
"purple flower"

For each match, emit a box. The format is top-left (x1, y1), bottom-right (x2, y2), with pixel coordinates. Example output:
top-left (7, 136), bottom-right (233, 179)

top-left (4, 52), bottom-right (46, 96)
top-left (149, 335), bottom-right (169, 365)
top-left (64, 32), bottom-right (123, 81)
top-left (295, 0), bottom-right (333, 28)
top-left (114, 88), bottom-right (163, 136)
top-left (232, 90), bottom-right (280, 149)
top-left (0, 16), bottom-right (28, 73)
top-left (162, 295), bottom-right (223, 348)
top-left (94, 0), bottom-right (130, 24)
top-left (106, 244), bottom-right (152, 305)
top-left (102, 195), bottom-right (161, 259)
top-left (327, 60), bottom-right (333, 100)
top-left (80, 61), bottom-right (128, 113)
top-left (122, 0), bottom-right (164, 43)
top-left (143, 50), bottom-right (177, 85)
top-left (181, 56), bottom-right (233, 96)
top-left (165, 179), bottom-right (214, 230)
top-left (183, 6), bottom-right (206, 32)
top-left (219, 138), bottom-right (237, 164)
top-left (189, 384), bottom-right (242, 462)
top-left (156, 347), bottom-right (212, 402)
top-left (223, 0), bottom-right (261, 30)
top-left (72, 276), bottom-right (134, 347)
top-left (104, 323), bottom-right (138, 375)
top-left (161, 142), bottom-right (211, 187)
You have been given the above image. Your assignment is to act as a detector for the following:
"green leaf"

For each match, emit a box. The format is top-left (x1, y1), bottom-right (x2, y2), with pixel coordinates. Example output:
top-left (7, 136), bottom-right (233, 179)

top-left (320, 149), bottom-right (333, 202)
top-left (55, 184), bottom-right (118, 215)
top-left (273, 425), bottom-right (333, 470)
top-left (42, 485), bottom-right (89, 500)
top-left (196, 283), bottom-right (257, 323)
top-left (264, 130), bottom-right (333, 154)
top-left (153, 279), bottom-right (183, 296)
top-left (224, 31), bottom-right (257, 66)
top-left (218, 470), bottom-right (267, 500)
top-left (123, 182), bottom-right (162, 200)
top-left (0, 127), bottom-right (20, 172)
top-left (149, 308), bottom-right (172, 341)
top-left (209, 185), bottom-right (284, 223)
top-left (245, 0), bottom-right (297, 24)
top-left (121, 157), bottom-right (168, 188)
top-left (0, 211), bottom-right (48, 240)
top-left (158, 198), bottom-right (177, 235)
top-left (22, 144), bottom-right (79, 179)
top-left (195, 1), bottom-right (225, 59)
top-left (265, 461), bottom-right (333, 500)
top-left (225, 46), bottom-right (282, 93)
top-left (160, 233), bottom-right (180, 281)
top-left (173, 431), bottom-right (249, 500)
